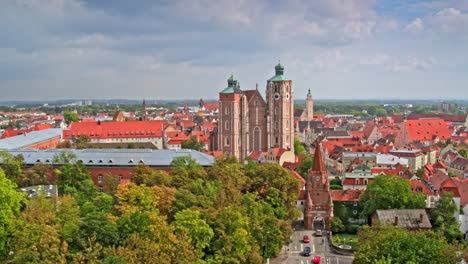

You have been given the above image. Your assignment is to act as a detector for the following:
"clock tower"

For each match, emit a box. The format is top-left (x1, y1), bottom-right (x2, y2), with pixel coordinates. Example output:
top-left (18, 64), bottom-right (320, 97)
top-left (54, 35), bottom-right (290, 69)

top-left (266, 63), bottom-right (294, 152)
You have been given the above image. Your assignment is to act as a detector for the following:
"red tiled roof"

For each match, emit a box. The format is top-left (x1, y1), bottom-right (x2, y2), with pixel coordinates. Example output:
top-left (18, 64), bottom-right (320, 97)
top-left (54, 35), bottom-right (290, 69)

top-left (331, 189), bottom-right (363, 202)
top-left (410, 180), bottom-right (434, 195)
top-left (404, 119), bottom-right (451, 142)
top-left (202, 102), bottom-right (219, 111)
top-left (289, 170), bottom-right (306, 186)
top-left (432, 160), bottom-right (448, 170)
top-left (312, 141), bottom-right (325, 172)
top-left (204, 151), bottom-right (224, 158)
top-left (363, 121), bottom-right (376, 139)
top-left (62, 120), bottom-right (166, 139)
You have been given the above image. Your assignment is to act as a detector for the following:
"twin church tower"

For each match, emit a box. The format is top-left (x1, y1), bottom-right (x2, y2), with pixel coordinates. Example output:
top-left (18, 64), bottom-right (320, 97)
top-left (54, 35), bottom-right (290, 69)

top-left (217, 63), bottom-right (296, 160)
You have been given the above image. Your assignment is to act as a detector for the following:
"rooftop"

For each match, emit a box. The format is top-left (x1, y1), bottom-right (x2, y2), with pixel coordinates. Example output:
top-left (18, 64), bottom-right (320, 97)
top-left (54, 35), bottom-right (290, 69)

top-left (0, 148), bottom-right (215, 167)
top-left (0, 128), bottom-right (62, 149)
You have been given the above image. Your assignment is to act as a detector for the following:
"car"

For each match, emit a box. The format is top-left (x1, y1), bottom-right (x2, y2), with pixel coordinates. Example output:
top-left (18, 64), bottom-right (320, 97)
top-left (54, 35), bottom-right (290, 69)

top-left (314, 230), bottom-right (323, 237)
top-left (312, 255), bottom-right (321, 264)
top-left (303, 246), bottom-right (311, 257)
top-left (303, 235), bottom-right (310, 243)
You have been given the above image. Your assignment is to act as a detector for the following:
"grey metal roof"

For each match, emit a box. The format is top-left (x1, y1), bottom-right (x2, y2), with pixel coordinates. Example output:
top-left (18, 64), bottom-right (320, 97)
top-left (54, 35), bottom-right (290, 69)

top-left (1, 148), bottom-right (215, 167)
top-left (0, 128), bottom-right (62, 149)
top-left (374, 209), bottom-right (432, 229)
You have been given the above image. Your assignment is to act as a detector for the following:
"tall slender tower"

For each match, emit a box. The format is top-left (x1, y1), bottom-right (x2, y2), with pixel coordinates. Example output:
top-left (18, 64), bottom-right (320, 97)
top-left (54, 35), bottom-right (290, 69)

top-left (305, 89), bottom-right (314, 121)
top-left (218, 75), bottom-right (244, 158)
top-left (142, 99), bottom-right (147, 121)
top-left (304, 140), bottom-right (333, 230)
top-left (266, 63), bottom-right (294, 152)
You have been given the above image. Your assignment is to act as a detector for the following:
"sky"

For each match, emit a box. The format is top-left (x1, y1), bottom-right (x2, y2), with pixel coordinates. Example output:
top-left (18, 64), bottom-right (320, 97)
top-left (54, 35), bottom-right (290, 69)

top-left (1, 0), bottom-right (468, 101)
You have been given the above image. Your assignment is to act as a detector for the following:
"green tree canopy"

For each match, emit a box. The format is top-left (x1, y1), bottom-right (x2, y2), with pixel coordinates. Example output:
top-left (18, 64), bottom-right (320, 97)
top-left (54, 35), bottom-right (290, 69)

top-left (294, 138), bottom-right (306, 155)
top-left (0, 168), bottom-right (27, 258)
top-left (297, 154), bottom-right (313, 179)
top-left (430, 192), bottom-right (464, 242)
top-left (64, 110), bottom-right (80, 125)
top-left (181, 136), bottom-right (205, 152)
top-left (360, 174), bottom-right (426, 217)
top-left (172, 209), bottom-right (214, 258)
top-left (354, 223), bottom-right (465, 264)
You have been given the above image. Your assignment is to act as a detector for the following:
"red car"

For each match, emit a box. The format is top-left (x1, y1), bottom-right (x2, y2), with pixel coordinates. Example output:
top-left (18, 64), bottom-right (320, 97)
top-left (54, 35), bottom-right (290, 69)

top-left (312, 255), bottom-right (321, 264)
top-left (303, 235), bottom-right (310, 243)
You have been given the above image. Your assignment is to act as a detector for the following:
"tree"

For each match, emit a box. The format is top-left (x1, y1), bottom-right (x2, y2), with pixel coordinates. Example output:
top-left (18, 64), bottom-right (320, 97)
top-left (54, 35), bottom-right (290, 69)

top-left (54, 152), bottom-right (97, 205)
top-left (0, 169), bottom-right (27, 258)
top-left (18, 163), bottom-right (52, 187)
top-left (430, 192), bottom-right (464, 242)
top-left (75, 135), bottom-right (91, 149)
top-left (64, 110), bottom-right (79, 125)
top-left (375, 108), bottom-right (388, 117)
top-left (459, 149), bottom-right (467, 158)
top-left (330, 218), bottom-right (346, 233)
top-left (297, 154), bottom-right (313, 179)
top-left (294, 138), bottom-right (306, 155)
top-left (181, 136), bottom-right (205, 151)
top-left (172, 209), bottom-right (214, 258)
top-left (0, 152), bottom-right (23, 183)
top-left (360, 174), bottom-right (426, 217)
top-left (354, 223), bottom-right (464, 264)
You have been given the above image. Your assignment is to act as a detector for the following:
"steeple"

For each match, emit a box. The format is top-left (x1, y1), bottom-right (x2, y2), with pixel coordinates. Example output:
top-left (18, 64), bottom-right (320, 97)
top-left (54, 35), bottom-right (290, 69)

top-left (307, 88), bottom-right (312, 97)
top-left (275, 61), bottom-right (284, 75)
top-left (142, 99), bottom-right (147, 121)
top-left (312, 139), bottom-right (325, 172)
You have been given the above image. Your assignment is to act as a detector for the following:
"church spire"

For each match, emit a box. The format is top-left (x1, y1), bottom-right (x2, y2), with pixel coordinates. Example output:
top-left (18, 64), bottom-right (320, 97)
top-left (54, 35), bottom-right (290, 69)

top-left (312, 139), bottom-right (325, 172)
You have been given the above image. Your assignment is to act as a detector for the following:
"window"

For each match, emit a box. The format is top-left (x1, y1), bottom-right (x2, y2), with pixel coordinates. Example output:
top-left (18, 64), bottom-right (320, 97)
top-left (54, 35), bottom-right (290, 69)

top-left (225, 137), bottom-right (230, 146)
top-left (225, 106), bottom-right (229, 115)
top-left (254, 127), bottom-right (260, 151)
top-left (118, 175), bottom-right (123, 182)
top-left (98, 187), bottom-right (103, 192)
top-left (98, 175), bottom-right (103, 184)
top-left (275, 137), bottom-right (279, 144)
top-left (225, 121), bottom-right (229, 130)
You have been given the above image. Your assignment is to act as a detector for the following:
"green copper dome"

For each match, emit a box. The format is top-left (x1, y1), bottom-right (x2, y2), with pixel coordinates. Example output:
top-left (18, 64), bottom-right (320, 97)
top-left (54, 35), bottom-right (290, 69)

top-left (220, 74), bottom-right (242, 93)
top-left (269, 62), bottom-right (289, 82)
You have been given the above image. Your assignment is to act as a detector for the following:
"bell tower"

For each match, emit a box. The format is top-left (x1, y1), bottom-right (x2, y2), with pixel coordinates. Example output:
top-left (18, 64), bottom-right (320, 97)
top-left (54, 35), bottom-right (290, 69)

top-left (266, 62), bottom-right (294, 152)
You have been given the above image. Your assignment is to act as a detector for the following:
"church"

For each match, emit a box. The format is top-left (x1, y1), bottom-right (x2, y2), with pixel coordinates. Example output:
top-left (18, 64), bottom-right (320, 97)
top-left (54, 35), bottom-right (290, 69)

top-left (216, 63), bottom-right (295, 160)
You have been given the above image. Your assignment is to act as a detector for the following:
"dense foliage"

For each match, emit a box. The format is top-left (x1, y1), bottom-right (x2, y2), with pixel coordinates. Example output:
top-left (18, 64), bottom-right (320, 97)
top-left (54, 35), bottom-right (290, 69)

top-left (359, 174), bottom-right (426, 217)
top-left (0, 154), bottom-right (301, 263)
top-left (354, 223), bottom-right (466, 264)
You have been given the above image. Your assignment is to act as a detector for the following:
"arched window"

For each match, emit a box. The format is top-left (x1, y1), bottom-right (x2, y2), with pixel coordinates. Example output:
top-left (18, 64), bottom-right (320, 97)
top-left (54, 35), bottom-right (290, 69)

top-left (254, 127), bottom-right (260, 151)
top-left (225, 121), bottom-right (229, 130)
top-left (225, 137), bottom-right (230, 146)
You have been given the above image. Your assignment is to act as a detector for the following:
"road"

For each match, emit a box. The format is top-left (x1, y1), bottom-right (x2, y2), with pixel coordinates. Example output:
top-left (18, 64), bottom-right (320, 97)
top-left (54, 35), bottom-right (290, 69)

top-left (270, 229), bottom-right (353, 264)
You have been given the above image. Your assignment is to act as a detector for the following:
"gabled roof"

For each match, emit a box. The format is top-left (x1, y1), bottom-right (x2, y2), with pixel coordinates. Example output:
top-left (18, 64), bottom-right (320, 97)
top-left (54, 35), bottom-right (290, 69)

top-left (289, 170), bottom-right (306, 186)
top-left (331, 189), bottom-right (363, 202)
top-left (404, 119), bottom-right (451, 141)
top-left (374, 209), bottom-right (432, 229)
top-left (62, 120), bottom-right (166, 139)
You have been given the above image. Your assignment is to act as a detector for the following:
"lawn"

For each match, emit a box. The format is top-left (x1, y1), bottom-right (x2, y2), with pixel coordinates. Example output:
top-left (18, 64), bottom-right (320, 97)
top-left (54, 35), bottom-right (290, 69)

top-left (331, 233), bottom-right (359, 250)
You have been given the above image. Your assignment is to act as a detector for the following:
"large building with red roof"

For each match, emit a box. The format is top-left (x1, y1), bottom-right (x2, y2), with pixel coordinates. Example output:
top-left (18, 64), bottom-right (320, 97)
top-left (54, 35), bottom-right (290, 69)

top-left (395, 118), bottom-right (451, 147)
top-left (62, 120), bottom-right (167, 149)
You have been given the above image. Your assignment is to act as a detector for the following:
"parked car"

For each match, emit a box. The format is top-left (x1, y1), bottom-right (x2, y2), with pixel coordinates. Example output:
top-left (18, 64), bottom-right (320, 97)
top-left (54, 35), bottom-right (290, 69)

top-left (303, 246), bottom-right (311, 257)
top-left (314, 229), bottom-right (323, 237)
top-left (312, 255), bottom-right (321, 264)
top-left (303, 235), bottom-right (310, 243)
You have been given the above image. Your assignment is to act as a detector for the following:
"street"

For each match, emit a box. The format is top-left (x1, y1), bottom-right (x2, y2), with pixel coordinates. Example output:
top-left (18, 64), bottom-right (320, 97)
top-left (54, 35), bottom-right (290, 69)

top-left (270, 228), bottom-right (353, 264)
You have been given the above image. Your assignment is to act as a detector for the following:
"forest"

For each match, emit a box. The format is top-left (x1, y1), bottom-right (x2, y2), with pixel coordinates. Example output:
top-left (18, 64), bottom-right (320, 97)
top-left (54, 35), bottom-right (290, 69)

top-left (0, 153), bottom-right (301, 263)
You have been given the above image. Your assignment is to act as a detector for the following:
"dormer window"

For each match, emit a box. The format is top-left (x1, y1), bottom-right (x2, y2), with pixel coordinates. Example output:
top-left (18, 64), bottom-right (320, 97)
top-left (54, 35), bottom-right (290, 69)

top-left (88, 160), bottom-right (93, 164)
top-left (36, 159), bottom-right (41, 163)
top-left (98, 159), bottom-right (103, 163)
top-left (129, 159), bottom-right (134, 164)
top-left (139, 159), bottom-right (144, 164)
top-left (108, 159), bottom-right (113, 164)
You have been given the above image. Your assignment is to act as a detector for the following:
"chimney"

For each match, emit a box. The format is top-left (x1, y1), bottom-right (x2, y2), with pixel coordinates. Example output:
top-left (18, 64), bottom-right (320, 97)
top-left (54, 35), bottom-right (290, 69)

top-left (394, 216), bottom-right (398, 225)
top-left (419, 213), bottom-right (424, 223)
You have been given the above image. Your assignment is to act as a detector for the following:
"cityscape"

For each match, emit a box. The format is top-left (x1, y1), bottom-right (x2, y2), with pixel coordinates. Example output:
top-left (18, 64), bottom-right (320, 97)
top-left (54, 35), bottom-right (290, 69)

top-left (1, 1), bottom-right (468, 263)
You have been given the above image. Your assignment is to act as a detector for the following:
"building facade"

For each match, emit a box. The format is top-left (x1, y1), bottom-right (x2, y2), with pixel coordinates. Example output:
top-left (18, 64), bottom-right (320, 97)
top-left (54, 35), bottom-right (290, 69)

top-left (304, 140), bottom-right (333, 230)
top-left (217, 63), bottom-right (294, 160)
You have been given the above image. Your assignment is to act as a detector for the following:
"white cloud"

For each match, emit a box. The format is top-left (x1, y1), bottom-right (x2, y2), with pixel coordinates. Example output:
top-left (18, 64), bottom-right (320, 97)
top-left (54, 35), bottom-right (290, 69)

top-left (405, 18), bottom-right (424, 32)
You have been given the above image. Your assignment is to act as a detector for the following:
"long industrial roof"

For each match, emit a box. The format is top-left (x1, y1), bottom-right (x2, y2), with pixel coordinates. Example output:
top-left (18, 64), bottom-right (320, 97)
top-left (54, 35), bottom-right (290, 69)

top-left (1, 148), bottom-right (215, 167)
top-left (0, 128), bottom-right (62, 149)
